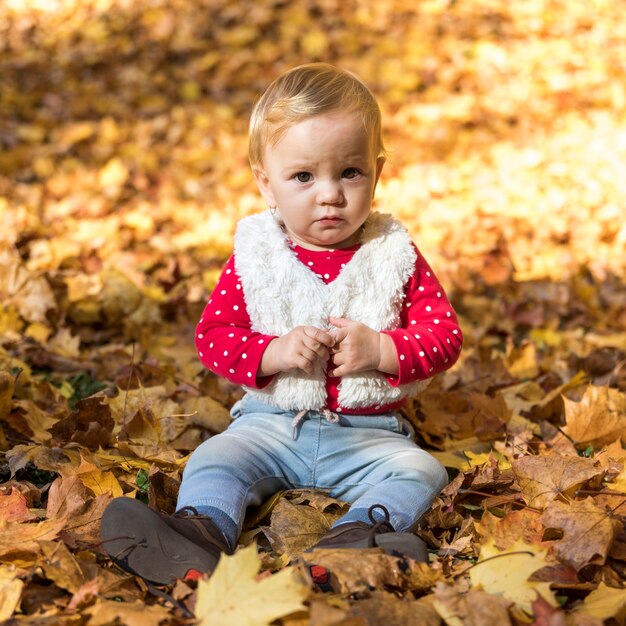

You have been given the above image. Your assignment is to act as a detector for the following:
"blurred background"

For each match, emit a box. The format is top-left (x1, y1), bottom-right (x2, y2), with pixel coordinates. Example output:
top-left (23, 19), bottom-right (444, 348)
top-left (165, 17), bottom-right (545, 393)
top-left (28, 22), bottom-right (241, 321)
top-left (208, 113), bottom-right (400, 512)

top-left (1, 0), bottom-right (625, 355)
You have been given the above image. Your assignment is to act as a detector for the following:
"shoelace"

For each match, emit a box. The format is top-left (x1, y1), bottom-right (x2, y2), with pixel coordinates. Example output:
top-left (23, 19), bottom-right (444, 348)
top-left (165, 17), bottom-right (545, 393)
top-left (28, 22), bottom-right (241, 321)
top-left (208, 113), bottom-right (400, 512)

top-left (173, 506), bottom-right (229, 549)
top-left (174, 506), bottom-right (203, 518)
top-left (291, 408), bottom-right (340, 438)
top-left (366, 504), bottom-right (395, 547)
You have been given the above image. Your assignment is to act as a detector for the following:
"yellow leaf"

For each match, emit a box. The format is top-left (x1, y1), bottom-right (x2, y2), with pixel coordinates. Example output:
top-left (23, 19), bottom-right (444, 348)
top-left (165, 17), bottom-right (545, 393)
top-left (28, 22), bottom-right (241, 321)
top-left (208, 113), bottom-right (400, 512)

top-left (0, 565), bottom-right (23, 622)
top-left (575, 583), bottom-right (626, 621)
top-left (195, 544), bottom-right (308, 626)
top-left (562, 385), bottom-right (626, 448)
top-left (462, 450), bottom-right (511, 471)
top-left (99, 158), bottom-right (129, 191)
top-left (301, 30), bottom-right (328, 57)
top-left (68, 456), bottom-right (124, 498)
top-left (469, 539), bottom-right (558, 613)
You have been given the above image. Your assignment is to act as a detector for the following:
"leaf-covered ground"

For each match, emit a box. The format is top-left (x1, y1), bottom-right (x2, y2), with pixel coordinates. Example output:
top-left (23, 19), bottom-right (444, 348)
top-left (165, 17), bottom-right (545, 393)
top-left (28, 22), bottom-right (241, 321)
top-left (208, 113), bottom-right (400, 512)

top-left (1, 0), bottom-right (626, 624)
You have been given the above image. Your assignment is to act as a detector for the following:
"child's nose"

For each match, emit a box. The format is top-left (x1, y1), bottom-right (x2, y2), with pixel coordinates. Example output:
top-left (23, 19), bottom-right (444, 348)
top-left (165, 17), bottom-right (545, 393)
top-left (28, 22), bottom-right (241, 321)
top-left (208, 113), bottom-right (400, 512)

top-left (317, 180), bottom-right (344, 205)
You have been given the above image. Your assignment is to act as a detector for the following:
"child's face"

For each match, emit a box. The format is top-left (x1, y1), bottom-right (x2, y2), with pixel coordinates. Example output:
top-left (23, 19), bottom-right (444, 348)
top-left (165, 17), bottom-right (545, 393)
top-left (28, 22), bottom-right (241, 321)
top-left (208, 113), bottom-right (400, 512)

top-left (253, 111), bottom-right (385, 250)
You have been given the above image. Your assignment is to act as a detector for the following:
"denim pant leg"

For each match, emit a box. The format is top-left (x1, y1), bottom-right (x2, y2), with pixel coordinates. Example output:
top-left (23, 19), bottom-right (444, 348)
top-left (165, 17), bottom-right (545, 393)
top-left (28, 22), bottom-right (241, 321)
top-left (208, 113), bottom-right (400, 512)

top-left (315, 414), bottom-right (448, 531)
top-left (176, 397), bottom-right (311, 543)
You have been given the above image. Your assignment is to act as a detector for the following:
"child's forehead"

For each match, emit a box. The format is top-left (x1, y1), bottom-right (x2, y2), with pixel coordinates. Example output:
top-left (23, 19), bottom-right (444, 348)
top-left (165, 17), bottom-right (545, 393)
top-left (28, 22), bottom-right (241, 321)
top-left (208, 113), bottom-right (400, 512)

top-left (270, 111), bottom-right (369, 146)
top-left (267, 113), bottom-right (372, 160)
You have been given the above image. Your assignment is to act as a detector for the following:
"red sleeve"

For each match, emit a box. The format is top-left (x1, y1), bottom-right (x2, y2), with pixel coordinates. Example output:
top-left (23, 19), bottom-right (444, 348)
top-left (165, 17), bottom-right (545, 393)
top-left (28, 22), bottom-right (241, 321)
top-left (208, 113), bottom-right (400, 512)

top-left (195, 255), bottom-right (277, 389)
top-left (382, 246), bottom-right (463, 386)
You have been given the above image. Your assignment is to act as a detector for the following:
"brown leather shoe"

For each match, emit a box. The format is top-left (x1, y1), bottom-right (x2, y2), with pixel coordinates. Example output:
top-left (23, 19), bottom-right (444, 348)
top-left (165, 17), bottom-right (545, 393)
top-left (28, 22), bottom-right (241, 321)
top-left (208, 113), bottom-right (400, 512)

top-left (309, 504), bottom-right (429, 562)
top-left (100, 497), bottom-right (232, 584)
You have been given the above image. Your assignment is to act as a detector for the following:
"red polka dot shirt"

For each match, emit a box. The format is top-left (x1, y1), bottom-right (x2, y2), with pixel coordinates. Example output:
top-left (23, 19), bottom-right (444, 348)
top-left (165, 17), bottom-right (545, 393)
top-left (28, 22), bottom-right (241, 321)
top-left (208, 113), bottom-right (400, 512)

top-left (195, 242), bottom-right (463, 414)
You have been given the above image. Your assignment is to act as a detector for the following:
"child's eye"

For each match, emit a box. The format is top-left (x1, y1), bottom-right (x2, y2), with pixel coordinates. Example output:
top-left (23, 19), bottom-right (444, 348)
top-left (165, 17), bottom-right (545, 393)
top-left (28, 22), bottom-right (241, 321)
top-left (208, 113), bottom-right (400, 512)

top-left (343, 168), bottom-right (361, 179)
top-left (295, 172), bottom-right (312, 183)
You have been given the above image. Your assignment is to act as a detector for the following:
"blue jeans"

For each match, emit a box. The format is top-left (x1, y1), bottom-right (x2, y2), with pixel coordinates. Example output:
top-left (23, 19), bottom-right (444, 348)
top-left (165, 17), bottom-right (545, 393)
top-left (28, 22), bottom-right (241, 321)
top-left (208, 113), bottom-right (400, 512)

top-left (177, 395), bottom-right (448, 547)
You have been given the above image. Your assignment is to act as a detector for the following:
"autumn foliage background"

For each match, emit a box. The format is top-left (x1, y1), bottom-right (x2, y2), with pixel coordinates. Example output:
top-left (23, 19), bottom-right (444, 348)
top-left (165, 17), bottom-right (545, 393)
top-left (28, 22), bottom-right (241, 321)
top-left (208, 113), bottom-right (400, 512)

top-left (1, 0), bottom-right (626, 624)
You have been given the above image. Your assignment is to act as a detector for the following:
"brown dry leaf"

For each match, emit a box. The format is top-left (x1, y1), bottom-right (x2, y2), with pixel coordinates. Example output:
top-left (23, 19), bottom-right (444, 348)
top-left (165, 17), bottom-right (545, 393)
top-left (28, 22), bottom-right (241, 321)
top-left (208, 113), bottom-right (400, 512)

top-left (46, 475), bottom-right (110, 545)
top-left (562, 385), bottom-right (626, 448)
top-left (475, 509), bottom-right (544, 550)
top-left (348, 591), bottom-right (442, 626)
top-left (84, 599), bottom-right (172, 626)
top-left (0, 486), bottom-right (37, 523)
top-left (531, 594), bottom-right (569, 626)
top-left (50, 396), bottom-right (114, 450)
top-left (39, 540), bottom-right (88, 594)
top-left (0, 517), bottom-right (68, 559)
top-left (512, 453), bottom-right (604, 509)
top-left (262, 498), bottom-right (333, 559)
top-left (433, 581), bottom-right (513, 626)
top-left (0, 244), bottom-right (56, 323)
top-left (302, 548), bottom-right (441, 595)
top-left (0, 370), bottom-right (15, 421)
top-left (541, 498), bottom-right (621, 571)
top-left (8, 399), bottom-right (62, 444)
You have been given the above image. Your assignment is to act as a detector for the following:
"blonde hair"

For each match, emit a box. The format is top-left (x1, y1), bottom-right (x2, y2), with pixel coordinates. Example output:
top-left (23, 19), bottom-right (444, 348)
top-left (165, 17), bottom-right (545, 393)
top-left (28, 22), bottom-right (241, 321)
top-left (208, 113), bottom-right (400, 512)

top-left (249, 63), bottom-right (385, 168)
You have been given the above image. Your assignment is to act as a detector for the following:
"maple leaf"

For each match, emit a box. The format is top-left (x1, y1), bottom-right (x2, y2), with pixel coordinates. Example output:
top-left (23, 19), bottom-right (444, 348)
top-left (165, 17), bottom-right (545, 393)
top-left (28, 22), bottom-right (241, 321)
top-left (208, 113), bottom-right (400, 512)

top-left (541, 498), bottom-right (621, 571)
top-left (476, 509), bottom-right (544, 550)
top-left (512, 453), bottom-right (604, 509)
top-left (574, 582), bottom-right (626, 623)
top-left (562, 385), bottom-right (626, 449)
top-left (469, 539), bottom-right (558, 613)
top-left (195, 544), bottom-right (308, 626)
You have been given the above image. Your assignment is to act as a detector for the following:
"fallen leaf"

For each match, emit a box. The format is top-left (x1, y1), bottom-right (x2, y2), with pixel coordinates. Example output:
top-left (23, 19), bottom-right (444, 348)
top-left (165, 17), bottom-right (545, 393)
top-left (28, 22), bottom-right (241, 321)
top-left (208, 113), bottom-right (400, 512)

top-left (0, 486), bottom-right (37, 523)
top-left (301, 548), bottom-right (441, 595)
top-left (433, 581), bottom-right (513, 626)
top-left (73, 458), bottom-right (123, 498)
top-left (475, 509), bottom-right (544, 550)
top-left (195, 543), bottom-right (308, 626)
top-left (512, 453), bottom-right (604, 508)
top-left (562, 385), bottom-right (626, 449)
top-left (349, 590), bottom-right (442, 626)
top-left (39, 540), bottom-right (87, 594)
top-left (0, 564), bottom-right (24, 622)
top-left (85, 599), bottom-right (171, 626)
top-left (0, 517), bottom-right (68, 559)
top-left (541, 498), bottom-right (621, 571)
top-left (0, 371), bottom-right (15, 421)
top-left (469, 539), bottom-right (558, 613)
top-left (531, 594), bottom-right (568, 626)
top-left (574, 582), bottom-right (626, 623)
top-left (262, 498), bottom-right (332, 559)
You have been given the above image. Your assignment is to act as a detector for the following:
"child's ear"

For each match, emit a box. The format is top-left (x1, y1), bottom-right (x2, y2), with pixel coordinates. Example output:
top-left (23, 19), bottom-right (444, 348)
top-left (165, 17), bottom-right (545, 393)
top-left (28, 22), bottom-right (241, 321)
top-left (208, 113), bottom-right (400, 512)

top-left (253, 167), bottom-right (276, 208)
top-left (373, 156), bottom-right (385, 195)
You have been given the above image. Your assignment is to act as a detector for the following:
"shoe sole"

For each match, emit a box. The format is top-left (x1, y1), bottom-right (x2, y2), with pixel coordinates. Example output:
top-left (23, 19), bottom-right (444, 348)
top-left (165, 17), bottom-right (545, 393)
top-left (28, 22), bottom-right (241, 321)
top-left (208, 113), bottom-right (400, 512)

top-left (375, 533), bottom-right (429, 562)
top-left (100, 497), bottom-right (221, 585)
top-left (309, 532), bottom-right (429, 562)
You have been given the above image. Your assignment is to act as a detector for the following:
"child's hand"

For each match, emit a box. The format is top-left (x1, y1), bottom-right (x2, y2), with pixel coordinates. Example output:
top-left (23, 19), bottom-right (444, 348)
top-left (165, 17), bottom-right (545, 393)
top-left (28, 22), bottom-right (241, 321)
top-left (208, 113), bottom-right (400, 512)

top-left (260, 326), bottom-right (335, 375)
top-left (328, 317), bottom-right (382, 377)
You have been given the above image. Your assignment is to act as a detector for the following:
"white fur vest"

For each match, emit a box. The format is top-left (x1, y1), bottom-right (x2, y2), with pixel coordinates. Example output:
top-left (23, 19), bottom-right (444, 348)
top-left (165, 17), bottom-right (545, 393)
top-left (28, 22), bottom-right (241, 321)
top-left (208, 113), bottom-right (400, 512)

top-left (234, 210), bottom-right (429, 411)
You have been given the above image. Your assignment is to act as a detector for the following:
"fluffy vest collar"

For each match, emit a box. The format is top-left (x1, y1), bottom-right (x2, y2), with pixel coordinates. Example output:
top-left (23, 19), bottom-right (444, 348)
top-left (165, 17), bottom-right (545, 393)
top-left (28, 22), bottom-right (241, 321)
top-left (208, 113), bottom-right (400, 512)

top-left (234, 210), bottom-right (429, 410)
